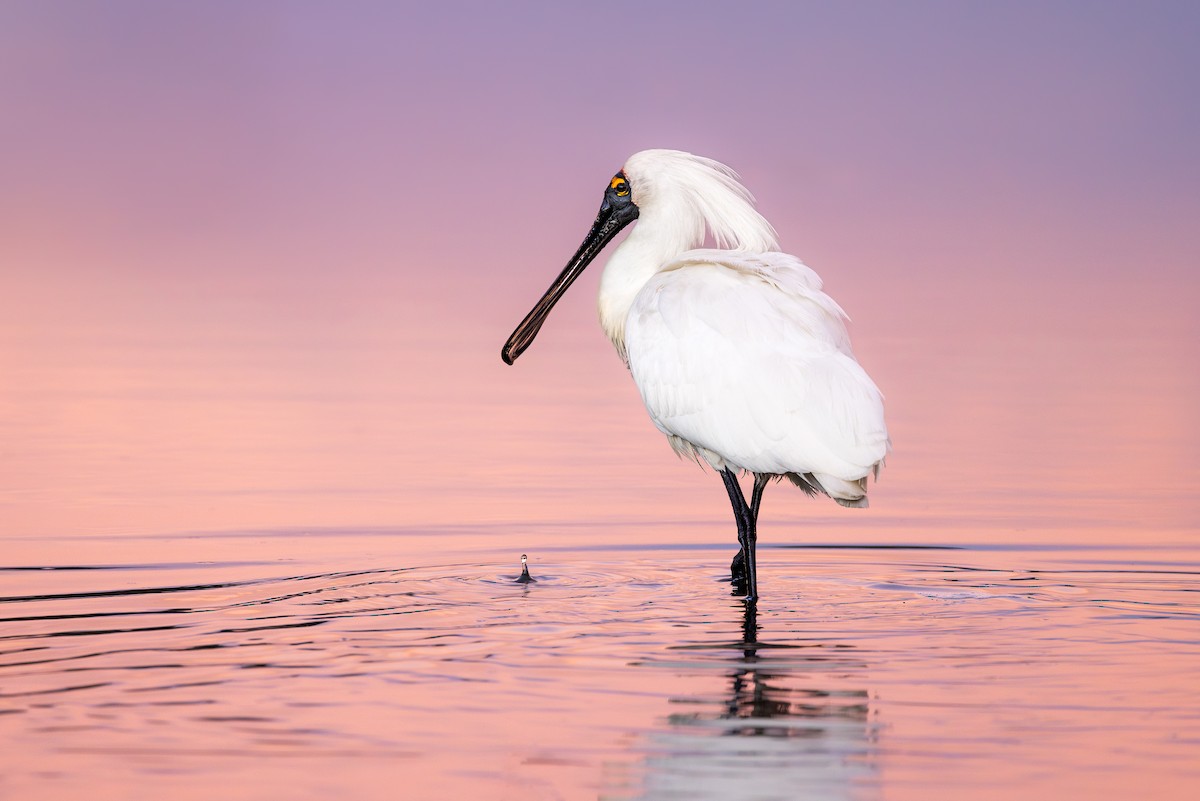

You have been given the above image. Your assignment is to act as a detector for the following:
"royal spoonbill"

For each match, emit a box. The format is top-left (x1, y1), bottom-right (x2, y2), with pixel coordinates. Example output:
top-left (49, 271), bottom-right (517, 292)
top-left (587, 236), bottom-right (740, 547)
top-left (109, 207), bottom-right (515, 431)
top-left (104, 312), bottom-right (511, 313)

top-left (502, 150), bottom-right (888, 601)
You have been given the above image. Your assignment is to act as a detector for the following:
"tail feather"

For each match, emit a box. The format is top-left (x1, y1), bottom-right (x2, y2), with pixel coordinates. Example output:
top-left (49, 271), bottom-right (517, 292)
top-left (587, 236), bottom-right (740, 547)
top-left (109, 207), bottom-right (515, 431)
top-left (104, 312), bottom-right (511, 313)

top-left (787, 471), bottom-right (871, 508)
top-left (785, 472), bottom-right (822, 498)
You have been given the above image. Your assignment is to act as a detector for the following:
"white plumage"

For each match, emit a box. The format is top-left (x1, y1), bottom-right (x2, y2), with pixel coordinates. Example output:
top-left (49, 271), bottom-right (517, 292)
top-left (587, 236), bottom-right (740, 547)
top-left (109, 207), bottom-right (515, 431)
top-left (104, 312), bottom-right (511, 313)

top-left (626, 250), bottom-right (887, 503)
top-left (603, 150), bottom-right (888, 505)
top-left (503, 149), bottom-right (889, 599)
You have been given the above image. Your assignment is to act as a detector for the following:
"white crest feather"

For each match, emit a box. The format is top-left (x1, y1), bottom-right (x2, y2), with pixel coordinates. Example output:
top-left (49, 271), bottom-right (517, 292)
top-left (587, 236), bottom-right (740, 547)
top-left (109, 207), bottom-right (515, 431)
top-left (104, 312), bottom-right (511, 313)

top-left (622, 149), bottom-right (779, 253)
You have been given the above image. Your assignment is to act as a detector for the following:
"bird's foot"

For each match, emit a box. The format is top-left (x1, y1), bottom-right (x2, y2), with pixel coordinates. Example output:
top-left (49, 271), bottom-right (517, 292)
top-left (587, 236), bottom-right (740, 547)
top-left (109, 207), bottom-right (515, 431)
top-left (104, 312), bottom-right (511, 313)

top-left (730, 548), bottom-right (747, 583)
top-left (730, 550), bottom-right (750, 596)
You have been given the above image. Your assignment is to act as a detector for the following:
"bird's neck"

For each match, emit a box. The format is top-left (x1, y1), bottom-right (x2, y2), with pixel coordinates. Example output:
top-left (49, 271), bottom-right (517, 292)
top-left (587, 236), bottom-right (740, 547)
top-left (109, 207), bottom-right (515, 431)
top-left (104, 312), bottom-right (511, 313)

top-left (597, 203), bottom-right (698, 363)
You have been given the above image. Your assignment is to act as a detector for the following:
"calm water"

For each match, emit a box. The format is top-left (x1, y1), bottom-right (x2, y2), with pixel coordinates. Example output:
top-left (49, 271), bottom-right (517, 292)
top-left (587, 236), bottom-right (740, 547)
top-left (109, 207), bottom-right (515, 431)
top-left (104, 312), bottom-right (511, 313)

top-left (2, 534), bottom-right (1198, 800)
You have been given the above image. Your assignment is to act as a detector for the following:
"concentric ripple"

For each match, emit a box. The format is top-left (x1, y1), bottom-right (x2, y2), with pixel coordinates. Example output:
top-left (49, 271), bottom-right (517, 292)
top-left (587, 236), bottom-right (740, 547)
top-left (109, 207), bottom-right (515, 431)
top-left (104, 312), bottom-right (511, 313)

top-left (0, 542), bottom-right (1198, 800)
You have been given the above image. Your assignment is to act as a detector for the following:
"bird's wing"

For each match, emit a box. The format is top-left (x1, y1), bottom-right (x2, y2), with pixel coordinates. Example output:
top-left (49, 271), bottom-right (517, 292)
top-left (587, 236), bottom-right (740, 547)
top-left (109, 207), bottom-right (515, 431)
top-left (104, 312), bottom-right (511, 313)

top-left (626, 250), bottom-right (889, 482)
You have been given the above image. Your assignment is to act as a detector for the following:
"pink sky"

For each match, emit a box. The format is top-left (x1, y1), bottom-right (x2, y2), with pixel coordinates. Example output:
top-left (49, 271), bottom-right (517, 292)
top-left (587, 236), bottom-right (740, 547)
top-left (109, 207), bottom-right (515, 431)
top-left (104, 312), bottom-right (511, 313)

top-left (1, 2), bottom-right (1198, 547)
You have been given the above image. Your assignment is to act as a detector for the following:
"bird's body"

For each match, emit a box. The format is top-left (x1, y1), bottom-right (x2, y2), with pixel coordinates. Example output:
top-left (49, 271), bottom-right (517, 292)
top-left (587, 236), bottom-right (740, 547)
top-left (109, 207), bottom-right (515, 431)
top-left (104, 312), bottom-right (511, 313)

top-left (503, 150), bottom-right (888, 600)
top-left (619, 248), bottom-right (887, 505)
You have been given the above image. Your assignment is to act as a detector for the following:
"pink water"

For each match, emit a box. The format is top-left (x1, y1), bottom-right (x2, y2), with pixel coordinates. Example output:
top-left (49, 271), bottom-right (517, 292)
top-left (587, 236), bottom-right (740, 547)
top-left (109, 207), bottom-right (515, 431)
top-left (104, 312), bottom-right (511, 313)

top-left (2, 321), bottom-right (1197, 801)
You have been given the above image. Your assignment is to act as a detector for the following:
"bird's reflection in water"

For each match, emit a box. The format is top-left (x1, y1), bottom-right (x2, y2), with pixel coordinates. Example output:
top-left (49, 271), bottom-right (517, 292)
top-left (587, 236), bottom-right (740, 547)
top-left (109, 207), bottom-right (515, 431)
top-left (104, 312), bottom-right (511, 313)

top-left (614, 602), bottom-right (877, 801)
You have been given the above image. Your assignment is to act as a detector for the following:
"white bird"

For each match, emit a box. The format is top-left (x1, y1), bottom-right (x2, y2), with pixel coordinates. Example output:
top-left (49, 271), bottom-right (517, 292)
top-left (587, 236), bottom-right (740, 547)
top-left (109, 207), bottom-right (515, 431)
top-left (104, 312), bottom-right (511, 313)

top-left (502, 150), bottom-right (888, 601)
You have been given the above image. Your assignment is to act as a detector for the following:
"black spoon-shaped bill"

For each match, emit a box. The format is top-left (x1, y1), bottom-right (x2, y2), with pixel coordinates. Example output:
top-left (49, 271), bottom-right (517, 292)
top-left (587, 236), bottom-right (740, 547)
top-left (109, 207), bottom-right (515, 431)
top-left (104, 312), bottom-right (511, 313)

top-left (501, 175), bottom-right (638, 365)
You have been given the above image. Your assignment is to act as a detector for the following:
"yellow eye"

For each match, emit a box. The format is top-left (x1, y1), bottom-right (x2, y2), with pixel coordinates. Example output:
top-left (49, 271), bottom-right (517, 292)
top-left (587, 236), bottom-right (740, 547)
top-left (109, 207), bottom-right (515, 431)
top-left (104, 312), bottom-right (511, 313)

top-left (610, 175), bottom-right (630, 196)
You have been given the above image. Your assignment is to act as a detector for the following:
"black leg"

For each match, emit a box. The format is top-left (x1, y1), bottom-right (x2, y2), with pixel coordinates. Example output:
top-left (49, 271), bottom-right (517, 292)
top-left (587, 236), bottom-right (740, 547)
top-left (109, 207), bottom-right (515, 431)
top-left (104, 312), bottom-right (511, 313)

top-left (721, 469), bottom-right (758, 601)
top-left (731, 474), bottom-right (770, 587)
top-left (750, 473), bottom-right (768, 524)
top-left (724, 471), bottom-right (748, 587)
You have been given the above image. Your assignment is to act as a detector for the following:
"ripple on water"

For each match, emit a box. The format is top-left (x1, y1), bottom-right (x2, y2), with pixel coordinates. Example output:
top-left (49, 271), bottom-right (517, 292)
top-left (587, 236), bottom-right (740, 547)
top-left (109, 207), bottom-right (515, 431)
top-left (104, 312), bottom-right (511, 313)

top-left (0, 544), bottom-right (1198, 800)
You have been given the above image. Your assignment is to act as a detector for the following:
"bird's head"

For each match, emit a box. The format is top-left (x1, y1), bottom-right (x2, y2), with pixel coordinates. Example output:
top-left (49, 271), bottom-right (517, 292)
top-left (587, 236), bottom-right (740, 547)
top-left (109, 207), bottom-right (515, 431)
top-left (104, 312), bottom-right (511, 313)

top-left (500, 150), bottom-right (776, 365)
top-left (501, 167), bottom-right (640, 365)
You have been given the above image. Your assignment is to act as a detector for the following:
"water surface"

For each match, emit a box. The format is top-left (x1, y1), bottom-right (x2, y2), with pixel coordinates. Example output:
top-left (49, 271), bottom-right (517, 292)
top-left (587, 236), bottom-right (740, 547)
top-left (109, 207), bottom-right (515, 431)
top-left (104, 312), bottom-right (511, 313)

top-left (2, 312), bottom-right (1198, 800)
top-left (3, 534), bottom-right (1197, 800)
